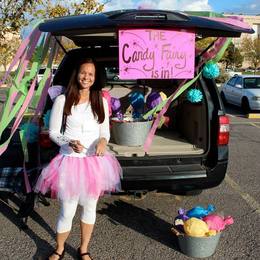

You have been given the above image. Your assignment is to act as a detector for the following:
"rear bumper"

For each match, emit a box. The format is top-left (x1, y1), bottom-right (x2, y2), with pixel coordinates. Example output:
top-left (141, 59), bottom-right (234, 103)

top-left (121, 161), bottom-right (227, 192)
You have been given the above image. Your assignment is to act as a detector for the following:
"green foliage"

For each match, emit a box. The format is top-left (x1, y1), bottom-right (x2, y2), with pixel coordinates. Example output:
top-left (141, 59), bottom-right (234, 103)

top-left (240, 37), bottom-right (260, 70)
top-left (221, 42), bottom-right (243, 69)
top-left (195, 37), bottom-right (217, 51)
top-left (34, 0), bottom-right (106, 19)
top-left (215, 68), bottom-right (229, 84)
top-left (73, 0), bottom-right (105, 15)
top-left (0, 1), bottom-right (42, 73)
top-left (0, 33), bottom-right (21, 71)
top-left (0, 0), bottom-right (42, 38)
top-left (0, 0), bottom-right (107, 72)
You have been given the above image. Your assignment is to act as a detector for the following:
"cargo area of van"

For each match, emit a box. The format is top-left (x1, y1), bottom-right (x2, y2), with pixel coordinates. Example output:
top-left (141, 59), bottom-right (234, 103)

top-left (104, 81), bottom-right (208, 157)
top-left (51, 47), bottom-right (210, 158)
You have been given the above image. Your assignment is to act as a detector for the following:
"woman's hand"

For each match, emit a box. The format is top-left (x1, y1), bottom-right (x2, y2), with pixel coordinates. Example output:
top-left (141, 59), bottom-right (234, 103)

top-left (69, 140), bottom-right (84, 153)
top-left (96, 138), bottom-right (107, 156)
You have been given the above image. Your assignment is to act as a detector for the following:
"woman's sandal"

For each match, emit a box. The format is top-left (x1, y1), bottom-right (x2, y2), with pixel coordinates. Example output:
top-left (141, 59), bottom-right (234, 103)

top-left (77, 248), bottom-right (93, 260)
top-left (48, 249), bottom-right (65, 259)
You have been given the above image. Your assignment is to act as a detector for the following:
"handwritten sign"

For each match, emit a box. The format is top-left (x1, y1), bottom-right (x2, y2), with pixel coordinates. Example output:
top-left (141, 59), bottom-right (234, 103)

top-left (119, 29), bottom-right (195, 79)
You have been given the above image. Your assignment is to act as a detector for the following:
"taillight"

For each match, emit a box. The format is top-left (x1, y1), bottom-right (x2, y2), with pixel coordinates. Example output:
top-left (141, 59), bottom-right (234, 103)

top-left (218, 115), bottom-right (230, 145)
top-left (39, 131), bottom-right (53, 148)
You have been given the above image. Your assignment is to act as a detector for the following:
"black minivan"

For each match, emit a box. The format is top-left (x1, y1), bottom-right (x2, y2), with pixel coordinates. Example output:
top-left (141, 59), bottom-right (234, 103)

top-left (38, 10), bottom-right (253, 194)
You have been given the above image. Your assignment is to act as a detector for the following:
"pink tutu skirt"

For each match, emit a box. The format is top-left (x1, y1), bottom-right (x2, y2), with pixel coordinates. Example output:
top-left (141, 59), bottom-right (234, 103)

top-left (34, 153), bottom-right (122, 203)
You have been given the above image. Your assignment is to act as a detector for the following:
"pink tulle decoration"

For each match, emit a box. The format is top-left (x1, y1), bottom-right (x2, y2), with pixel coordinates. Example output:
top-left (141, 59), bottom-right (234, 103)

top-left (203, 214), bottom-right (234, 232)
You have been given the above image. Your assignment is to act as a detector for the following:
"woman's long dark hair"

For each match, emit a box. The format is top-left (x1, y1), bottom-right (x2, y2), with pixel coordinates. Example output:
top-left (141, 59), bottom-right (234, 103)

top-left (63, 58), bottom-right (105, 124)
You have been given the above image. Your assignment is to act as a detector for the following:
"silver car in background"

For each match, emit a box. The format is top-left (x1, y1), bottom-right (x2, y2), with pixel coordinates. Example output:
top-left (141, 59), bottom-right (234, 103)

top-left (220, 74), bottom-right (260, 112)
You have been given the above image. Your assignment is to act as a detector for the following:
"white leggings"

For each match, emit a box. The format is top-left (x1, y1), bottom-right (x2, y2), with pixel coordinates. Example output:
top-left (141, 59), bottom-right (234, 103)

top-left (56, 197), bottom-right (98, 233)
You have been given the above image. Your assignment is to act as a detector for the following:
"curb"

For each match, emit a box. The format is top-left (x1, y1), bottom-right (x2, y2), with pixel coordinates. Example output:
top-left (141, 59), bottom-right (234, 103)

top-left (246, 114), bottom-right (260, 119)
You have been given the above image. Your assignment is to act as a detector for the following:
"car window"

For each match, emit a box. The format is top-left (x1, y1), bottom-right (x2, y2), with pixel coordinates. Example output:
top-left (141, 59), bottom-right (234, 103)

top-left (235, 77), bottom-right (243, 87)
top-left (227, 77), bottom-right (237, 86)
top-left (244, 78), bottom-right (260, 89)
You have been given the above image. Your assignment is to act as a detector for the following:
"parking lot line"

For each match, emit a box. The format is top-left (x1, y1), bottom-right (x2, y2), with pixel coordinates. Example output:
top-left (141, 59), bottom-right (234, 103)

top-left (250, 123), bottom-right (260, 128)
top-left (226, 113), bottom-right (245, 118)
top-left (247, 114), bottom-right (260, 119)
top-left (225, 175), bottom-right (260, 215)
top-left (230, 121), bottom-right (260, 125)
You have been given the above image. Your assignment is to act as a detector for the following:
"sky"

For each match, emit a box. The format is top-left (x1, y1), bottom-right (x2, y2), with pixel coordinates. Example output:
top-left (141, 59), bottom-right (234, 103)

top-left (102, 0), bottom-right (260, 15)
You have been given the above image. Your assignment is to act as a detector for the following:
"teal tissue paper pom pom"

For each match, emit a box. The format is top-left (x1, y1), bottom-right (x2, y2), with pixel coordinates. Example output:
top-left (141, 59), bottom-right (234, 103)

top-left (43, 110), bottom-right (51, 129)
top-left (20, 122), bottom-right (39, 143)
top-left (187, 89), bottom-right (203, 103)
top-left (203, 62), bottom-right (220, 79)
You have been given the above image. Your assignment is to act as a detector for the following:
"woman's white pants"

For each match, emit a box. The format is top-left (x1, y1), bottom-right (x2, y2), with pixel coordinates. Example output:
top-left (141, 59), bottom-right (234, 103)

top-left (56, 197), bottom-right (98, 233)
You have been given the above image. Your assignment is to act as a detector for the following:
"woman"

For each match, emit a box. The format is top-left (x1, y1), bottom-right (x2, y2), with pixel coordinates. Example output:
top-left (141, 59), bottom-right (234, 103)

top-left (35, 58), bottom-right (122, 260)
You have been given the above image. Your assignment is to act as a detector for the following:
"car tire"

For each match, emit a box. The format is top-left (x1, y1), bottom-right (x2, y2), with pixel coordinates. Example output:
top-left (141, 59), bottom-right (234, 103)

top-left (220, 91), bottom-right (227, 105)
top-left (242, 98), bottom-right (250, 114)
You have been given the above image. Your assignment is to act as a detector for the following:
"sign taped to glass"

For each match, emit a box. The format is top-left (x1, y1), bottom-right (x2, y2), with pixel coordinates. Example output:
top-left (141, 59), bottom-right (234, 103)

top-left (119, 29), bottom-right (195, 79)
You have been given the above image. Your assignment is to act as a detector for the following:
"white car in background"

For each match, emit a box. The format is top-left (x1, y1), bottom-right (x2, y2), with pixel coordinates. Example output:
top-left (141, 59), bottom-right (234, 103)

top-left (220, 74), bottom-right (260, 113)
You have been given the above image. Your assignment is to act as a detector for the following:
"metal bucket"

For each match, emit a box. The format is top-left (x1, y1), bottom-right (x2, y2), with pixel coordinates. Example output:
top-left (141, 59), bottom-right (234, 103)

top-left (111, 119), bottom-right (153, 146)
top-left (177, 232), bottom-right (221, 258)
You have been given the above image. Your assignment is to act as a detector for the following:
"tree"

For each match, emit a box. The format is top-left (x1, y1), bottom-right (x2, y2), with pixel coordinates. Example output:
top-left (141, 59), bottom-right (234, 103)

top-left (0, 32), bottom-right (21, 71)
top-left (221, 42), bottom-right (243, 69)
top-left (240, 37), bottom-right (260, 71)
top-left (0, 0), bottom-right (41, 39)
top-left (0, 0), bottom-right (108, 73)
top-left (195, 37), bottom-right (217, 52)
top-left (33, 0), bottom-right (108, 64)
top-left (0, 1), bottom-right (42, 74)
top-left (34, 0), bottom-right (107, 19)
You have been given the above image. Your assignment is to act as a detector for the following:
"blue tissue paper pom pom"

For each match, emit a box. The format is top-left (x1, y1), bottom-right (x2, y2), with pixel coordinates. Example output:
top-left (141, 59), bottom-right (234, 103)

top-left (187, 89), bottom-right (203, 103)
top-left (43, 109), bottom-right (51, 129)
top-left (203, 62), bottom-right (220, 79)
top-left (20, 122), bottom-right (39, 143)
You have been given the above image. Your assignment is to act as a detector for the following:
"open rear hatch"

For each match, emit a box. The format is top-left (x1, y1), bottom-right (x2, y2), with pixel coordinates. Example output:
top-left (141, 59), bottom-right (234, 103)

top-left (40, 10), bottom-right (253, 158)
top-left (39, 10), bottom-right (254, 46)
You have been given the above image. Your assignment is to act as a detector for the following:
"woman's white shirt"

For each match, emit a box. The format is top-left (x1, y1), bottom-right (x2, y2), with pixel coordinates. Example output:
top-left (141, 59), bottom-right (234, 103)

top-left (49, 94), bottom-right (110, 157)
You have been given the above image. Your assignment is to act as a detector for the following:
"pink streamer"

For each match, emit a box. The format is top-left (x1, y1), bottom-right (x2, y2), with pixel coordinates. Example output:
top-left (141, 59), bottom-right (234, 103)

top-left (199, 37), bottom-right (227, 65)
top-left (0, 28), bottom-right (41, 86)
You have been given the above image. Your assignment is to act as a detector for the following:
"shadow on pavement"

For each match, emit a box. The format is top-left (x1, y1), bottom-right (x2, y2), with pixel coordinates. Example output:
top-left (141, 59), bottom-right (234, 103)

top-left (98, 199), bottom-right (180, 252)
top-left (0, 192), bottom-right (77, 259)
